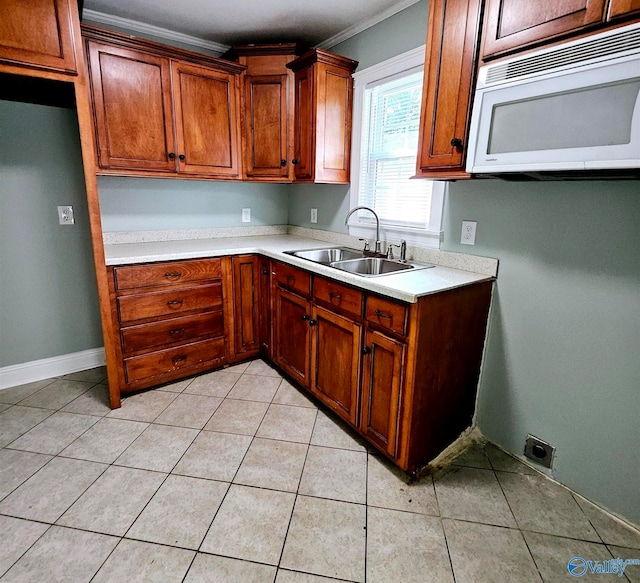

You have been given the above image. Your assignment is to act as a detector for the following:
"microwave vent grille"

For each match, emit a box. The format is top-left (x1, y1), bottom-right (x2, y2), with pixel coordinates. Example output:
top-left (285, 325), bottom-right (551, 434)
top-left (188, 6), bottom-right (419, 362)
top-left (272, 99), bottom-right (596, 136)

top-left (485, 25), bottom-right (640, 86)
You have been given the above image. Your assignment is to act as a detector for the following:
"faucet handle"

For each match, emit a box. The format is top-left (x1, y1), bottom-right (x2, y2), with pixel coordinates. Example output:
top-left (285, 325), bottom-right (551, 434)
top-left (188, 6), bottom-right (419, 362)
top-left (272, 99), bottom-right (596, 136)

top-left (386, 243), bottom-right (400, 260)
top-left (358, 238), bottom-right (370, 253)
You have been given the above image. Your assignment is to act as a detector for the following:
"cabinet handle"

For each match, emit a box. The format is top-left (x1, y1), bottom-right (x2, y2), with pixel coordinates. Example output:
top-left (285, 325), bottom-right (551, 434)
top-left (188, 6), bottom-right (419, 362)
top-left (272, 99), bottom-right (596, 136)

top-left (172, 355), bottom-right (187, 365)
top-left (291, 159), bottom-right (299, 165)
top-left (280, 159), bottom-right (287, 166)
top-left (363, 346), bottom-right (371, 355)
top-left (301, 314), bottom-right (310, 321)
top-left (167, 299), bottom-right (184, 307)
top-left (308, 319), bottom-right (317, 327)
top-left (164, 272), bottom-right (182, 279)
top-left (179, 154), bottom-right (186, 161)
top-left (450, 138), bottom-right (463, 148)
top-left (328, 292), bottom-right (342, 300)
top-left (169, 328), bottom-right (185, 336)
top-left (374, 309), bottom-right (392, 319)
top-left (168, 152), bottom-right (176, 159)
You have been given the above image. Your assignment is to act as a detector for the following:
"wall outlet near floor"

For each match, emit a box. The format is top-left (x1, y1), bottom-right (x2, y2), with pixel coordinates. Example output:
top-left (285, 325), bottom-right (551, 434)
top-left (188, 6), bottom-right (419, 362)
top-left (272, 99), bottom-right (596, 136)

top-left (461, 220), bottom-right (477, 245)
top-left (57, 205), bottom-right (75, 225)
top-left (241, 208), bottom-right (251, 223)
top-left (310, 208), bottom-right (318, 224)
top-left (524, 434), bottom-right (555, 469)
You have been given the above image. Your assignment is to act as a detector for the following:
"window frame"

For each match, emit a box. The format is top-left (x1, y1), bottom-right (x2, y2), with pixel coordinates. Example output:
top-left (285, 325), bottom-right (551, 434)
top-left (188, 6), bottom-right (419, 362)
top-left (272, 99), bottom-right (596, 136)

top-left (349, 45), bottom-right (445, 249)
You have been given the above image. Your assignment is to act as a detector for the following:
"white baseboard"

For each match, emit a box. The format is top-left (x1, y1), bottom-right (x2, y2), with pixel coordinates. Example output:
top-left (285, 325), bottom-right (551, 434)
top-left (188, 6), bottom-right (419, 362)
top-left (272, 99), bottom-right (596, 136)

top-left (0, 348), bottom-right (106, 390)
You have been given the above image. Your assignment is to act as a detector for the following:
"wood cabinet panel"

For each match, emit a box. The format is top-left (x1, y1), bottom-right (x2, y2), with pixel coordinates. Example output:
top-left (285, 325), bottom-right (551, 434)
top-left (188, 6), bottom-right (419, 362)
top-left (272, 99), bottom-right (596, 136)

top-left (274, 262), bottom-right (311, 296)
top-left (172, 61), bottom-right (240, 177)
top-left (608, 0), bottom-right (640, 18)
top-left (86, 41), bottom-right (175, 171)
top-left (313, 277), bottom-right (362, 318)
top-left (274, 287), bottom-right (311, 388)
top-left (114, 258), bottom-right (221, 290)
top-left (124, 337), bottom-right (225, 383)
top-left (293, 65), bottom-right (314, 180)
top-left (366, 296), bottom-right (409, 337)
top-left (310, 306), bottom-right (362, 425)
top-left (0, 0), bottom-right (77, 73)
top-left (232, 255), bottom-right (260, 356)
top-left (120, 310), bottom-right (223, 353)
top-left (482, 0), bottom-right (607, 59)
top-left (258, 258), bottom-right (273, 357)
top-left (117, 283), bottom-right (223, 323)
top-left (360, 329), bottom-right (405, 458)
top-left (415, 0), bottom-right (482, 177)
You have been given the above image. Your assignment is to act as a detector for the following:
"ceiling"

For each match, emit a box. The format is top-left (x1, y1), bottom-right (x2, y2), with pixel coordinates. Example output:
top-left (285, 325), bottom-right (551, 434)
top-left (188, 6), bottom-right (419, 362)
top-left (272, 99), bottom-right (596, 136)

top-left (82, 0), bottom-right (421, 52)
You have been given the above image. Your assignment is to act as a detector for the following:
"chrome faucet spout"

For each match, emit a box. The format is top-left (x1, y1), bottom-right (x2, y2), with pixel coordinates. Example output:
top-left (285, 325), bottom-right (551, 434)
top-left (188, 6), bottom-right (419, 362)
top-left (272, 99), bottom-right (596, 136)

top-left (345, 206), bottom-right (381, 254)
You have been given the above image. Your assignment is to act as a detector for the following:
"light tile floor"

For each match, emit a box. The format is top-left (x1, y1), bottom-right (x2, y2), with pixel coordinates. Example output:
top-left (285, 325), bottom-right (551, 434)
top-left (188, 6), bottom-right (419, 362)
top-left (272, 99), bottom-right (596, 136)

top-left (1, 361), bottom-right (639, 582)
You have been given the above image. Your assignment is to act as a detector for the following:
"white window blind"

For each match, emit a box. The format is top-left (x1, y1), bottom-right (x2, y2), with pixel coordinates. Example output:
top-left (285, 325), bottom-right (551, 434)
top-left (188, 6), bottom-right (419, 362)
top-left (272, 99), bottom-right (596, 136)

top-left (358, 70), bottom-right (433, 229)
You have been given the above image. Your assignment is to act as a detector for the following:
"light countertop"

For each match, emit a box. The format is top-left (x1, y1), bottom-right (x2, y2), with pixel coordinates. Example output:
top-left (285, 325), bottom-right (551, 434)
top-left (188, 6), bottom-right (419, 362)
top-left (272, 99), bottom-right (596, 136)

top-left (104, 234), bottom-right (495, 303)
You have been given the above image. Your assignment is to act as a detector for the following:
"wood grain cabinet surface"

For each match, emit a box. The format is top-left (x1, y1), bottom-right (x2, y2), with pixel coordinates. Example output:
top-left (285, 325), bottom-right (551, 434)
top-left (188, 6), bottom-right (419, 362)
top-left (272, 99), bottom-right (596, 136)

top-left (287, 49), bottom-right (358, 184)
top-left (82, 25), bottom-right (244, 178)
top-left (0, 0), bottom-right (77, 74)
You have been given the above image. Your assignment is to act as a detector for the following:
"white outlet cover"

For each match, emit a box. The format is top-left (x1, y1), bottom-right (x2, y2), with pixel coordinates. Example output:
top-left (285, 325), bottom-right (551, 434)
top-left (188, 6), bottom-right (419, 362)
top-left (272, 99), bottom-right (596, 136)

top-left (242, 208), bottom-right (251, 223)
top-left (461, 220), bottom-right (477, 245)
top-left (311, 208), bottom-right (318, 223)
top-left (57, 205), bottom-right (75, 225)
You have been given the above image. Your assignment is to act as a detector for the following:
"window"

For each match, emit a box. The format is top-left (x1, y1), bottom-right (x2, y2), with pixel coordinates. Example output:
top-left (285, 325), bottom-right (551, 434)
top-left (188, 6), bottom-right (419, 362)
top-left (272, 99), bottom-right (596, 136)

top-left (349, 46), bottom-right (445, 248)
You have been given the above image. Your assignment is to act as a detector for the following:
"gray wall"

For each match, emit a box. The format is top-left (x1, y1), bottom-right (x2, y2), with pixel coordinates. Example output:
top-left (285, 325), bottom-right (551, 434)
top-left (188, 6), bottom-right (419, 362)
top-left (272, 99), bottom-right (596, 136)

top-left (287, 0), bottom-right (640, 524)
top-left (0, 100), bottom-right (103, 366)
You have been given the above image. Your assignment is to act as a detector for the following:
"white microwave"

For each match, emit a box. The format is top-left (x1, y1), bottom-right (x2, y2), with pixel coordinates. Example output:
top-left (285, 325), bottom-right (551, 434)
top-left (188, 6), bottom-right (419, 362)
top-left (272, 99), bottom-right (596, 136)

top-left (466, 21), bottom-right (640, 175)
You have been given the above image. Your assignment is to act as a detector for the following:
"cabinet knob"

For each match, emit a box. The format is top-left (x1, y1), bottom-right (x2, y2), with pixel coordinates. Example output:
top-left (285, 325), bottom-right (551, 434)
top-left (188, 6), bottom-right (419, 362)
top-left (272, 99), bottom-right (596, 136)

top-left (168, 152), bottom-right (176, 159)
top-left (362, 346), bottom-right (371, 355)
top-left (262, 269), bottom-right (269, 275)
top-left (450, 138), bottom-right (463, 148)
top-left (301, 314), bottom-right (310, 321)
top-left (308, 319), bottom-right (317, 327)
top-left (179, 154), bottom-right (186, 161)
top-left (291, 159), bottom-right (299, 165)
top-left (280, 159), bottom-right (287, 166)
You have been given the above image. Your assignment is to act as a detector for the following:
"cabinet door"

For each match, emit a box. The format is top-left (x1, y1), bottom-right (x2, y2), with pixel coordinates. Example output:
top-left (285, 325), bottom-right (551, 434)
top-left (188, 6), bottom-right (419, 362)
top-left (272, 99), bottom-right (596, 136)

top-left (360, 329), bottom-right (406, 459)
top-left (258, 258), bottom-right (273, 357)
top-left (243, 74), bottom-right (290, 179)
top-left (482, 0), bottom-right (607, 59)
top-left (274, 287), bottom-right (311, 388)
top-left (293, 66), bottom-right (315, 181)
top-left (310, 306), bottom-right (362, 425)
top-left (0, 0), bottom-right (77, 73)
top-left (86, 41), bottom-right (176, 171)
top-left (607, 0), bottom-right (640, 19)
top-left (232, 255), bottom-right (260, 357)
top-left (415, 0), bottom-right (482, 178)
top-left (172, 61), bottom-right (240, 177)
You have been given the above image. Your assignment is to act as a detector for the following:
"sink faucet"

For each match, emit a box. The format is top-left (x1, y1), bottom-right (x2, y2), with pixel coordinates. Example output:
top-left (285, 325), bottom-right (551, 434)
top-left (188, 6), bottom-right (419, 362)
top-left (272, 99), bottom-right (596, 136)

top-left (386, 239), bottom-right (407, 262)
top-left (345, 206), bottom-right (381, 255)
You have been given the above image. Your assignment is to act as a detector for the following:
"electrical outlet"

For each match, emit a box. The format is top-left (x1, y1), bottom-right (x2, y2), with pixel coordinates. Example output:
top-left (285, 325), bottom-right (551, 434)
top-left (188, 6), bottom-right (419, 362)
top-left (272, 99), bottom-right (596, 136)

top-left (242, 208), bottom-right (251, 223)
top-left (310, 208), bottom-right (318, 224)
top-left (461, 220), bottom-right (477, 245)
top-left (524, 434), bottom-right (555, 469)
top-left (57, 205), bottom-right (75, 225)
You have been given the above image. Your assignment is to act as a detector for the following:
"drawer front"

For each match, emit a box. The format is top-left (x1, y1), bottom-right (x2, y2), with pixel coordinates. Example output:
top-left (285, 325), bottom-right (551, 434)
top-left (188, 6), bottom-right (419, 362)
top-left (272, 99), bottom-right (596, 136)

top-left (118, 283), bottom-right (222, 323)
top-left (366, 296), bottom-right (409, 336)
top-left (114, 259), bottom-right (222, 291)
top-left (313, 277), bottom-right (363, 318)
top-left (275, 262), bottom-right (311, 296)
top-left (120, 310), bottom-right (224, 354)
top-left (124, 337), bottom-right (226, 383)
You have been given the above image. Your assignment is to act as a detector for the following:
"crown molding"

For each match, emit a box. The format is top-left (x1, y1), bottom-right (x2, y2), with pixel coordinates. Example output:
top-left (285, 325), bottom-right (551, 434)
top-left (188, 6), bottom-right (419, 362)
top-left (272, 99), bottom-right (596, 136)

top-left (82, 9), bottom-right (230, 54)
top-left (315, 0), bottom-right (422, 49)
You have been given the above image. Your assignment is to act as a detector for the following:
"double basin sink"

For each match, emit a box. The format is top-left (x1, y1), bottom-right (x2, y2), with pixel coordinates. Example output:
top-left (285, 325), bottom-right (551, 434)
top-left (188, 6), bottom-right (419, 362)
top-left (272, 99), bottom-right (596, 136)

top-left (284, 247), bottom-right (433, 277)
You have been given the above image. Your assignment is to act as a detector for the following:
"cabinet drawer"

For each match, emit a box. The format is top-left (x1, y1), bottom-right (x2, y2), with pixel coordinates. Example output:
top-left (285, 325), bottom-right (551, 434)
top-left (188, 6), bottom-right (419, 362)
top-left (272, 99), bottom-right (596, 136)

top-left (120, 310), bottom-right (224, 353)
top-left (366, 296), bottom-right (409, 336)
top-left (124, 337), bottom-right (226, 383)
top-left (275, 263), bottom-right (311, 296)
top-left (113, 259), bottom-right (222, 291)
top-left (313, 277), bottom-right (363, 317)
top-left (117, 283), bottom-right (222, 323)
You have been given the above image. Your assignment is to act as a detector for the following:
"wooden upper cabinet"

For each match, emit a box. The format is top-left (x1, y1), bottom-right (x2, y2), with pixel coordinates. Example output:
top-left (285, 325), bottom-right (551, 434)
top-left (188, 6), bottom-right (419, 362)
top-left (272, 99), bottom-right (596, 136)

top-left (172, 61), bottom-right (240, 177)
top-left (607, 0), bottom-right (640, 19)
top-left (0, 0), bottom-right (77, 74)
top-left (481, 0), bottom-right (607, 59)
top-left (82, 25), bottom-right (244, 178)
top-left (86, 41), bottom-right (176, 171)
top-left (288, 49), bottom-right (358, 184)
top-left (415, 0), bottom-right (482, 178)
top-left (228, 45), bottom-right (301, 181)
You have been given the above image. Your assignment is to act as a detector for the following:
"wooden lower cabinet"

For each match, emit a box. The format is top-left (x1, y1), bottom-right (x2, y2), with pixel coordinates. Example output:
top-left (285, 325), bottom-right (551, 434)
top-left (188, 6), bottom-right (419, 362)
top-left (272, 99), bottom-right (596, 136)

top-left (230, 255), bottom-right (260, 358)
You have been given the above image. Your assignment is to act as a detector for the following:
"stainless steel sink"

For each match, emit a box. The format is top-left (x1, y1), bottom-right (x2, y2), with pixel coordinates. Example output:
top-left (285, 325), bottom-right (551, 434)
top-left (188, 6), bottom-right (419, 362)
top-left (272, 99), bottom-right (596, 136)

top-left (330, 257), bottom-right (416, 277)
top-left (285, 247), bottom-right (363, 264)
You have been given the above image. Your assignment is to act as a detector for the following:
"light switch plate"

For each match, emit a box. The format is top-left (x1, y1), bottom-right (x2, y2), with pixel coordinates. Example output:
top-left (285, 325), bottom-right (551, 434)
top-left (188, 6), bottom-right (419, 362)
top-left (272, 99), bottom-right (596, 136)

top-left (242, 208), bottom-right (251, 223)
top-left (311, 208), bottom-right (318, 223)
